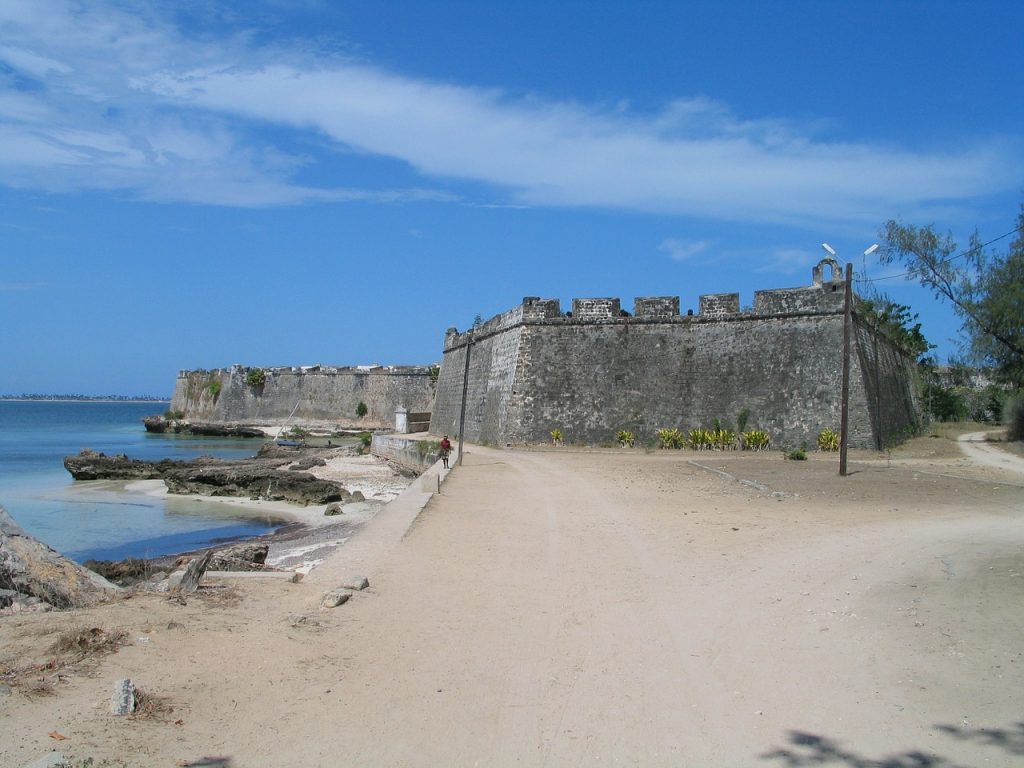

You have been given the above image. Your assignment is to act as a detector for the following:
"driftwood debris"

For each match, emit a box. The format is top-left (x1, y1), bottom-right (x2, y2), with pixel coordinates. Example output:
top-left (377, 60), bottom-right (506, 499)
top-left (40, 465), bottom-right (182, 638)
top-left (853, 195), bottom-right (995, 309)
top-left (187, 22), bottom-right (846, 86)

top-left (173, 550), bottom-right (215, 594)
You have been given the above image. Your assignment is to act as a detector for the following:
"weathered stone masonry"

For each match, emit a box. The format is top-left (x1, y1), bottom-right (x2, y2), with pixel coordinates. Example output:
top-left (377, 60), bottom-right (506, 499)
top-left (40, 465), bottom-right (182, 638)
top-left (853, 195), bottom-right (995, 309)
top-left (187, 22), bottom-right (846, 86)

top-left (170, 365), bottom-right (436, 429)
top-left (430, 261), bottom-right (922, 449)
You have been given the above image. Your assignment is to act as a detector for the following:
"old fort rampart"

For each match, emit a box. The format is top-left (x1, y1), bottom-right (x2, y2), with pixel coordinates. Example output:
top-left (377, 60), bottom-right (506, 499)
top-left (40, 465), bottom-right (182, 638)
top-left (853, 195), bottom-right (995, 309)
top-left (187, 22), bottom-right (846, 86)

top-left (429, 260), bottom-right (922, 449)
top-left (170, 364), bottom-right (436, 430)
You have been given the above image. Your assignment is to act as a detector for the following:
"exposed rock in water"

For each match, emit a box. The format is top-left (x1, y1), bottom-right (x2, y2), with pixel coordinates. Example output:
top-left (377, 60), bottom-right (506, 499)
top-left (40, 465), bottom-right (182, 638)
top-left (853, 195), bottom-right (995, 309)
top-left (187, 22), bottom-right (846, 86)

top-left (0, 505), bottom-right (121, 611)
top-left (63, 448), bottom-right (349, 505)
top-left (63, 449), bottom-right (172, 480)
top-left (143, 415), bottom-right (266, 438)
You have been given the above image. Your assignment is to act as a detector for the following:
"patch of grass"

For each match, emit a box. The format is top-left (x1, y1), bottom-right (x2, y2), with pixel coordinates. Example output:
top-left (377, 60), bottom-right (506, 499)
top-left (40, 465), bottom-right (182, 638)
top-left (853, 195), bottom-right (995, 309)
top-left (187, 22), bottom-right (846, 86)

top-left (49, 627), bottom-right (129, 660)
top-left (131, 687), bottom-right (176, 720)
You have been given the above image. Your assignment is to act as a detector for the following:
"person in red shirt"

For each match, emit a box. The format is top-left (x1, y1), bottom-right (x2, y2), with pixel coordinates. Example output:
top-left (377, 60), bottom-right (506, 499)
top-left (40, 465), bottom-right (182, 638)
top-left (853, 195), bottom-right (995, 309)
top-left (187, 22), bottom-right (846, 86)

top-left (440, 435), bottom-right (452, 468)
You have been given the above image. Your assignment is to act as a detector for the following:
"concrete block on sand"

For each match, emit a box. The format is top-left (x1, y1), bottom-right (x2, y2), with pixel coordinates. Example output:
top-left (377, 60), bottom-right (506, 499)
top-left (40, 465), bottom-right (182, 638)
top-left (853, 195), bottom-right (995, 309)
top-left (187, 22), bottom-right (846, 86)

top-left (111, 677), bottom-right (136, 715)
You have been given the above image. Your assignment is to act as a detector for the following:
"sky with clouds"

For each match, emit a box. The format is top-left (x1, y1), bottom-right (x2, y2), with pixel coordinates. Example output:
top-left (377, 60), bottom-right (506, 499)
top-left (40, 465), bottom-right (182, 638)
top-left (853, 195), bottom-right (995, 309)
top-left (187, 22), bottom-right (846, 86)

top-left (1, 0), bottom-right (1022, 395)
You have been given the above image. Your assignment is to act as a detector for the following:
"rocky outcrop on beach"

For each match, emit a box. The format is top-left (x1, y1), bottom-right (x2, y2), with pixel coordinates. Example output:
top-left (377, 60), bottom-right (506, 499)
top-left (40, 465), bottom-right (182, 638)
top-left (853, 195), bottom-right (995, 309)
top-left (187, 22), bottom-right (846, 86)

top-left (64, 447), bottom-right (351, 506)
top-left (208, 542), bottom-right (270, 571)
top-left (62, 449), bottom-right (176, 480)
top-left (143, 415), bottom-right (266, 438)
top-left (1, 505), bottom-right (121, 613)
top-left (162, 463), bottom-right (348, 505)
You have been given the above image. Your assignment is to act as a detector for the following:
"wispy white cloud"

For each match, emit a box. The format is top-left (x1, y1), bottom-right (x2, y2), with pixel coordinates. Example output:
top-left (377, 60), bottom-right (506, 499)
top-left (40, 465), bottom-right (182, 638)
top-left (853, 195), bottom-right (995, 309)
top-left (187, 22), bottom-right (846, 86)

top-left (658, 238), bottom-right (711, 262)
top-left (755, 247), bottom-right (816, 274)
top-left (0, 1), bottom-right (1019, 219)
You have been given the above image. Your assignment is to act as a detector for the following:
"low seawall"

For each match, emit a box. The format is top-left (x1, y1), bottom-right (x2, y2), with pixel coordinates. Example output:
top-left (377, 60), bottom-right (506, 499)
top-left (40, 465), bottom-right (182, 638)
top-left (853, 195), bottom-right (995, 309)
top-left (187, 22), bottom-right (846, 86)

top-left (370, 434), bottom-right (441, 474)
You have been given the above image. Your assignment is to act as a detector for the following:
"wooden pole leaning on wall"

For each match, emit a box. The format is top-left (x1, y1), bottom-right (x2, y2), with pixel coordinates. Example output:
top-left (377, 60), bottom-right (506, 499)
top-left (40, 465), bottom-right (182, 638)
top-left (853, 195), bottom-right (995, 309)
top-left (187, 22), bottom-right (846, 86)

top-left (839, 262), bottom-right (853, 477)
top-left (456, 333), bottom-right (473, 466)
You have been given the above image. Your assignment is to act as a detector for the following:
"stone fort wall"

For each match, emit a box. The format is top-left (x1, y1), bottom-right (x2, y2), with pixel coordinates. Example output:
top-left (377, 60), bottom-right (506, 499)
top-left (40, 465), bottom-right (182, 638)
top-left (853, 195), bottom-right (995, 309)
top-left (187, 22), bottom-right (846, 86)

top-left (170, 364), bottom-right (436, 429)
top-left (430, 261), bottom-right (922, 449)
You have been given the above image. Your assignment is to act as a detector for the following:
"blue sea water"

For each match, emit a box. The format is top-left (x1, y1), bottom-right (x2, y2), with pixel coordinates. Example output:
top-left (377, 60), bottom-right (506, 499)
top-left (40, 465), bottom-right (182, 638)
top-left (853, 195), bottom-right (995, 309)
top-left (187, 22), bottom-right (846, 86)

top-left (0, 400), bottom-right (282, 563)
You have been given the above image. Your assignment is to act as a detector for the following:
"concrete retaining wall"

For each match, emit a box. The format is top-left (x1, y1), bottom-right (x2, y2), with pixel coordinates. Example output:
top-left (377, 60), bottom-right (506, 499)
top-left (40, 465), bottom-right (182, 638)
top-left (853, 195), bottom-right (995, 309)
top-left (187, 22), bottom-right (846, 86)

top-left (370, 434), bottom-right (441, 473)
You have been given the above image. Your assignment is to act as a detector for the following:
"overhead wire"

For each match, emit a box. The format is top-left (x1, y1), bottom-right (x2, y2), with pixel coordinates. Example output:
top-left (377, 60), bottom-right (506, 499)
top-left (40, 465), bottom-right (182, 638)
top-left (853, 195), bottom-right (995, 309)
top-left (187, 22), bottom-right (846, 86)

top-left (853, 222), bottom-right (1024, 284)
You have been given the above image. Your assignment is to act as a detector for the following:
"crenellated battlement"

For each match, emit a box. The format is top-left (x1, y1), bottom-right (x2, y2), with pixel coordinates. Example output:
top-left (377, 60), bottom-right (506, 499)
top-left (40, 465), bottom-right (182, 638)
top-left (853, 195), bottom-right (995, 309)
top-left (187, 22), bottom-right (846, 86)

top-left (444, 259), bottom-right (847, 351)
top-left (430, 256), bottom-right (920, 451)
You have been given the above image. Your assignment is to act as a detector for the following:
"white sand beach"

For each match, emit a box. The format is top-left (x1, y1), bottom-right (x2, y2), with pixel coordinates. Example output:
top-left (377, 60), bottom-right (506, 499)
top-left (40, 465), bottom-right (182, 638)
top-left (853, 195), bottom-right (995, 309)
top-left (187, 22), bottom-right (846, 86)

top-left (2, 433), bottom-right (1023, 767)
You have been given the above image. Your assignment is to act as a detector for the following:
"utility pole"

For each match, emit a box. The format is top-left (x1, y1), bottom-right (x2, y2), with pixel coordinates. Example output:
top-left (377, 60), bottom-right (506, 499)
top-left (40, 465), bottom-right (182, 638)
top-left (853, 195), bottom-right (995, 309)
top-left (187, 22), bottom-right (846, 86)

top-left (456, 333), bottom-right (473, 466)
top-left (839, 261), bottom-right (853, 477)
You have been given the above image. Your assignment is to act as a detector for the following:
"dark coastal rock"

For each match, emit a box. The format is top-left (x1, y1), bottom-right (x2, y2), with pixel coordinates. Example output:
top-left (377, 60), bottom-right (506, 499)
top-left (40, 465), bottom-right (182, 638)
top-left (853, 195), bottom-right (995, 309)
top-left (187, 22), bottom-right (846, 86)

top-left (64, 447), bottom-right (348, 505)
top-left (324, 502), bottom-right (344, 516)
top-left (82, 558), bottom-right (161, 586)
top-left (0, 504), bottom-right (121, 611)
top-left (187, 423), bottom-right (267, 438)
top-left (208, 542), bottom-right (270, 571)
top-left (143, 415), bottom-right (266, 438)
top-left (63, 449), bottom-right (172, 480)
top-left (143, 415), bottom-right (175, 433)
top-left (289, 456), bottom-right (328, 471)
top-left (162, 464), bottom-right (348, 505)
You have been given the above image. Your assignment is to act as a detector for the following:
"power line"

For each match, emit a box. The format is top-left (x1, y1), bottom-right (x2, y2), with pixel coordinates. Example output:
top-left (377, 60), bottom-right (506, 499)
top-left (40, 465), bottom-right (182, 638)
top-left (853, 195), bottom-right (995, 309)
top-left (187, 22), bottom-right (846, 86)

top-left (854, 222), bottom-right (1023, 284)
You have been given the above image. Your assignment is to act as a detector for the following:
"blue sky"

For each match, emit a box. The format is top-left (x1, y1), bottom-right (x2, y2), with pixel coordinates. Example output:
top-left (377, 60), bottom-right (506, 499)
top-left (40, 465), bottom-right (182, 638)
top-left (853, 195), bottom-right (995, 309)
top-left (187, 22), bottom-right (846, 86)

top-left (1, 0), bottom-right (1021, 397)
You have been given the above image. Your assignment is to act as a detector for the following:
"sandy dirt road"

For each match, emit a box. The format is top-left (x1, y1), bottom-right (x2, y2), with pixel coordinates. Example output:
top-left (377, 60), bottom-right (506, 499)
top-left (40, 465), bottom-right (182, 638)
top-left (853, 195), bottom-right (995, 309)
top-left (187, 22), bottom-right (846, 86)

top-left (959, 431), bottom-right (1024, 474)
top-left (2, 445), bottom-right (1023, 767)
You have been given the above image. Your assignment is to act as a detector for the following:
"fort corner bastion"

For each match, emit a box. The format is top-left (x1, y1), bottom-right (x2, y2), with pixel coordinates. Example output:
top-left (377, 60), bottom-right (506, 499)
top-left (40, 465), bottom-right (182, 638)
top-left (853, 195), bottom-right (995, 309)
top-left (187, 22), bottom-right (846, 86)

top-left (429, 259), bottom-right (923, 450)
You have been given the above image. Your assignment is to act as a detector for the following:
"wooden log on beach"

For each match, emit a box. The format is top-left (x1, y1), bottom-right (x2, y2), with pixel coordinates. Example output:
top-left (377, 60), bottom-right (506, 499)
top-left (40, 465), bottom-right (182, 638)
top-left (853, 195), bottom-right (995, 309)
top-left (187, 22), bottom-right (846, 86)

top-left (173, 550), bottom-right (215, 594)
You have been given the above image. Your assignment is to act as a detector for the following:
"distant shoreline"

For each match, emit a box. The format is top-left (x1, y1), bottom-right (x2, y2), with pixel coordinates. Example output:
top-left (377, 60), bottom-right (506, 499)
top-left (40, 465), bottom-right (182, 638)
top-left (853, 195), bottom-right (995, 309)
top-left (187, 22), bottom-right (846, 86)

top-left (0, 397), bottom-right (170, 403)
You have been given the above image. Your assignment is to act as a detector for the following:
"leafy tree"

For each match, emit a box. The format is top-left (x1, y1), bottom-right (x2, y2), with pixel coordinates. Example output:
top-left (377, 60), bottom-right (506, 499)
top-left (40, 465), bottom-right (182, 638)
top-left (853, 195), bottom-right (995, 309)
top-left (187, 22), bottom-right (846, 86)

top-left (879, 203), bottom-right (1024, 388)
top-left (855, 296), bottom-right (933, 361)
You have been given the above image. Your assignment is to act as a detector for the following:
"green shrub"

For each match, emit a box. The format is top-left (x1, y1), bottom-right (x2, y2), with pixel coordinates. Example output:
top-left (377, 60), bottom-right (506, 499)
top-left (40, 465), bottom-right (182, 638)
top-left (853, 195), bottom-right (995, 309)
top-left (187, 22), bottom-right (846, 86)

top-left (207, 379), bottom-right (222, 398)
top-left (163, 409), bottom-right (185, 420)
top-left (817, 429), bottom-right (840, 452)
top-left (656, 428), bottom-right (683, 449)
top-left (358, 432), bottom-right (372, 449)
top-left (785, 448), bottom-right (807, 460)
top-left (356, 401), bottom-right (368, 418)
top-left (616, 429), bottom-right (636, 447)
top-left (550, 428), bottom-right (563, 445)
top-left (742, 430), bottom-right (770, 450)
top-left (428, 365), bottom-right (440, 385)
top-left (245, 367), bottom-right (266, 387)
top-left (712, 428), bottom-right (736, 450)
top-left (688, 428), bottom-right (713, 450)
top-left (925, 383), bottom-right (968, 422)
top-left (286, 426), bottom-right (310, 440)
top-left (736, 409), bottom-right (750, 434)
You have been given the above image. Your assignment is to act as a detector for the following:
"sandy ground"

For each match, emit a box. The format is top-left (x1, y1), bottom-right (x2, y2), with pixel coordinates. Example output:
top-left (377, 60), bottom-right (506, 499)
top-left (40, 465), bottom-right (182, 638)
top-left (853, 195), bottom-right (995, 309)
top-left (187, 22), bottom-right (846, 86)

top-left (2, 436), bottom-right (1023, 767)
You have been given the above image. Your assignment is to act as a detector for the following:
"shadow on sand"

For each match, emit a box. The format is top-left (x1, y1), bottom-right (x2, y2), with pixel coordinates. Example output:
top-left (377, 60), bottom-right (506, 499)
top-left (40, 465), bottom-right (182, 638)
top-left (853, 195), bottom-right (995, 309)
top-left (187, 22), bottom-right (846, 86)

top-left (761, 721), bottom-right (1024, 767)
